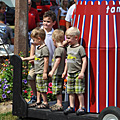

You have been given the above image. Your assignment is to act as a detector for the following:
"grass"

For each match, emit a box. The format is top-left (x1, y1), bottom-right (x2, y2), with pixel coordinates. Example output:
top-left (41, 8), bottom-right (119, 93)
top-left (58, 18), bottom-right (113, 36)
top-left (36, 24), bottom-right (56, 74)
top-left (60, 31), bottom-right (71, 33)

top-left (0, 112), bottom-right (43, 120)
top-left (0, 112), bottom-right (18, 120)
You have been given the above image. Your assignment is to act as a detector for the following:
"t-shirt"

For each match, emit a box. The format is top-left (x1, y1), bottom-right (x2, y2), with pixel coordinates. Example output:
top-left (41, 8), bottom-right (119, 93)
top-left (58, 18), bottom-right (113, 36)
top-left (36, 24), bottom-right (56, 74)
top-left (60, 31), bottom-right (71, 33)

top-left (41, 26), bottom-right (55, 66)
top-left (65, 4), bottom-right (75, 23)
top-left (28, 7), bottom-right (40, 30)
top-left (34, 45), bottom-right (49, 74)
top-left (67, 45), bottom-right (86, 74)
top-left (52, 46), bottom-right (66, 75)
top-left (0, 23), bottom-right (13, 44)
top-left (59, 7), bottom-right (68, 17)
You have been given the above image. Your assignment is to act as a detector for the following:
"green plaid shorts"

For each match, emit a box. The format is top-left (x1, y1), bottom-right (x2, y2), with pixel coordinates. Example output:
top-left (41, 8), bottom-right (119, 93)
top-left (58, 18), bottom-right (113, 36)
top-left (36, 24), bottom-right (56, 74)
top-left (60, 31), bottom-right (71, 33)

top-left (52, 75), bottom-right (64, 95)
top-left (67, 72), bottom-right (85, 94)
top-left (36, 74), bottom-right (48, 93)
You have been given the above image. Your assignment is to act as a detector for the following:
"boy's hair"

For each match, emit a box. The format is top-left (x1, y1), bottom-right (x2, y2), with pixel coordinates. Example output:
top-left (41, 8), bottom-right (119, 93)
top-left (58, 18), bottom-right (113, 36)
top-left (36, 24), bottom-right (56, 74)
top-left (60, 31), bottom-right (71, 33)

top-left (43, 10), bottom-right (56, 22)
top-left (52, 29), bottom-right (64, 42)
top-left (65, 27), bottom-right (80, 38)
top-left (31, 27), bottom-right (46, 40)
top-left (0, 13), bottom-right (5, 21)
top-left (0, 1), bottom-right (6, 9)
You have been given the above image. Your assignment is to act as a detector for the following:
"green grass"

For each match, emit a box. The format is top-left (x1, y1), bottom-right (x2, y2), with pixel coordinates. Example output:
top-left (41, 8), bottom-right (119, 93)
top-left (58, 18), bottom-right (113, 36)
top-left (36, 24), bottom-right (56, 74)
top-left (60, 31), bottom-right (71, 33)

top-left (0, 112), bottom-right (42, 120)
top-left (0, 112), bottom-right (18, 120)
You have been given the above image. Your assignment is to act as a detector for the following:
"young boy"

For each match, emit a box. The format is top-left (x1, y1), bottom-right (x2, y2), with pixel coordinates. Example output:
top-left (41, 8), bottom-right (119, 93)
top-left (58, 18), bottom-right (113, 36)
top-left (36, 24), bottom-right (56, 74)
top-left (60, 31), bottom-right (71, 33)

top-left (48, 29), bottom-right (66, 111)
top-left (22, 27), bottom-right (49, 109)
top-left (62, 27), bottom-right (87, 115)
top-left (28, 10), bottom-right (56, 105)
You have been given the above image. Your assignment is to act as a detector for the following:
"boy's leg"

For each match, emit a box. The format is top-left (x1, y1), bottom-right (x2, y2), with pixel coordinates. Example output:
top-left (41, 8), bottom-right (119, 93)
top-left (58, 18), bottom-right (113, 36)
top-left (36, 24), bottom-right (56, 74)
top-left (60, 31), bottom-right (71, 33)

top-left (27, 67), bottom-right (37, 104)
top-left (37, 91), bottom-right (41, 103)
top-left (41, 92), bottom-right (48, 104)
top-left (56, 94), bottom-right (62, 106)
top-left (29, 80), bottom-right (37, 96)
top-left (77, 93), bottom-right (85, 109)
top-left (69, 94), bottom-right (75, 108)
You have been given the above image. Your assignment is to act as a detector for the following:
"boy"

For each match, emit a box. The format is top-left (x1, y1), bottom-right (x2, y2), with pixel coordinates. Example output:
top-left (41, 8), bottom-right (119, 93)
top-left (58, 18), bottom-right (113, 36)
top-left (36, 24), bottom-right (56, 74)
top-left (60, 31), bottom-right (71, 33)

top-left (48, 29), bottom-right (66, 111)
top-left (22, 27), bottom-right (49, 109)
top-left (62, 27), bottom-right (87, 115)
top-left (28, 10), bottom-right (56, 105)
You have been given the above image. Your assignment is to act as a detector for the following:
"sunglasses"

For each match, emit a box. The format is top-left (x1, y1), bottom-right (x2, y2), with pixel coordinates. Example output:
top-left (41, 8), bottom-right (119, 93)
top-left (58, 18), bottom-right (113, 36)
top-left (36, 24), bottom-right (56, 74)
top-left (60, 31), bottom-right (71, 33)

top-left (28, 3), bottom-right (31, 5)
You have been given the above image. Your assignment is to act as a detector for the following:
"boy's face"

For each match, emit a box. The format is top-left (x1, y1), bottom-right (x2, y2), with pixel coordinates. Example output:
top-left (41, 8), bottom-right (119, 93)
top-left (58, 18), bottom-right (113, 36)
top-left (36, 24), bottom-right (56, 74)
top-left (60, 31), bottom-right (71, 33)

top-left (0, 7), bottom-right (6, 13)
top-left (33, 37), bottom-right (40, 45)
top-left (66, 35), bottom-right (78, 45)
top-left (43, 17), bottom-right (56, 31)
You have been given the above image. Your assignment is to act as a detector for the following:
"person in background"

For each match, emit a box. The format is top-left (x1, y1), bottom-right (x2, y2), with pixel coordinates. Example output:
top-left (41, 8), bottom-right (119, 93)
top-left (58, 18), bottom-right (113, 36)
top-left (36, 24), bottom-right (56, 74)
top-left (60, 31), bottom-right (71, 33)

top-left (50, 1), bottom-right (59, 29)
top-left (49, 29), bottom-right (66, 111)
top-left (0, 1), bottom-right (6, 24)
top-left (65, 0), bottom-right (76, 29)
top-left (22, 28), bottom-right (49, 109)
top-left (57, 0), bottom-right (68, 32)
top-left (28, 0), bottom-right (40, 47)
top-left (62, 27), bottom-right (87, 115)
top-left (0, 13), bottom-right (14, 54)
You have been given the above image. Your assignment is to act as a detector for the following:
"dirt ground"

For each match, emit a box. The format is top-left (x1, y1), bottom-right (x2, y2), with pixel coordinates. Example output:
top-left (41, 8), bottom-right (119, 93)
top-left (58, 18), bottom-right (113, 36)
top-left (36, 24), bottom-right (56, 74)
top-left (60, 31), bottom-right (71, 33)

top-left (0, 101), bottom-right (12, 114)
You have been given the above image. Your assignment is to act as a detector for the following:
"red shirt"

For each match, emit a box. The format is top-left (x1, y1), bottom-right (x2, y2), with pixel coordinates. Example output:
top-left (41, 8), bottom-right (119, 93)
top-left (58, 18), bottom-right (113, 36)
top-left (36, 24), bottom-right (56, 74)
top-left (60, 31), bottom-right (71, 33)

top-left (28, 7), bottom-right (40, 30)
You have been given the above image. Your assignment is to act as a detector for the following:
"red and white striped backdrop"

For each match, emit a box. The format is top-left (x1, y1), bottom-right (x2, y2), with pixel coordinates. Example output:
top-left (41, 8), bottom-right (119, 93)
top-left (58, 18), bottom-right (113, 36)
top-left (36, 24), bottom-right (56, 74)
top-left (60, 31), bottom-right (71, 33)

top-left (73, 1), bottom-right (120, 113)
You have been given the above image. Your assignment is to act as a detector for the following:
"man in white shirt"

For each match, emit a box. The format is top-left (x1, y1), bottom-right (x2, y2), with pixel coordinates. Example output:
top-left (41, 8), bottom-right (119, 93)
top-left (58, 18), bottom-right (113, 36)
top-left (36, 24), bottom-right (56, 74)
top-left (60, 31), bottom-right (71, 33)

top-left (65, 0), bottom-right (76, 29)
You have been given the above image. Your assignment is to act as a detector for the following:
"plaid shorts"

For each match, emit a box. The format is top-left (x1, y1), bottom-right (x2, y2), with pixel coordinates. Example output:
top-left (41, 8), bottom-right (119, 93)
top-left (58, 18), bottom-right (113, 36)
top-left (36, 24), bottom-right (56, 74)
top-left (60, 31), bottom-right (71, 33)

top-left (36, 74), bottom-right (48, 93)
top-left (52, 75), bottom-right (64, 95)
top-left (67, 72), bottom-right (85, 94)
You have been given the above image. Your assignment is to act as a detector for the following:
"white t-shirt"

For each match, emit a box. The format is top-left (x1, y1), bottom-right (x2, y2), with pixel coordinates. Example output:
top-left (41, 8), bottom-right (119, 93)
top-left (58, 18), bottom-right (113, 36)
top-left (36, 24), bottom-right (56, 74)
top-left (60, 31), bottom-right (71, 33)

top-left (65, 4), bottom-right (76, 23)
top-left (41, 26), bottom-right (55, 66)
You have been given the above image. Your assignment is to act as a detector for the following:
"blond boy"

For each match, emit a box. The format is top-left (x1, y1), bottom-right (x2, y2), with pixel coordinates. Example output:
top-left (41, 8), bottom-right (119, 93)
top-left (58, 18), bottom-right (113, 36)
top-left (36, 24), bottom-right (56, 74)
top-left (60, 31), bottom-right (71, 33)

top-left (62, 27), bottom-right (87, 115)
top-left (22, 27), bottom-right (49, 109)
top-left (48, 29), bottom-right (66, 111)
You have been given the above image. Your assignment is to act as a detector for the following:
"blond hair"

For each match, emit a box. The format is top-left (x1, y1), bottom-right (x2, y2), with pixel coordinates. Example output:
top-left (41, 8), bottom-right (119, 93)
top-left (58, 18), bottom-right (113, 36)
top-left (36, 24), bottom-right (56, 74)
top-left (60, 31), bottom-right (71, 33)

top-left (31, 27), bottom-right (46, 40)
top-left (65, 27), bottom-right (80, 38)
top-left (52, 29), bottom-right (64, 42)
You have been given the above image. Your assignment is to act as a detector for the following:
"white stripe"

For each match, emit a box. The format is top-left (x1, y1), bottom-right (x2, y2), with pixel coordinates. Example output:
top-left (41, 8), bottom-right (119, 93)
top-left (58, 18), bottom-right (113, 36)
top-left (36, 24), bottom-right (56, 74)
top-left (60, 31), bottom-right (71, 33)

top-left (73, 15), bottom-right (76, 27)
top-left (77, 15), bottom-right (80, 29)
top-left (96, 15), bottom-right (100, 113)
top-left (106, 15), bottom-right (109, 107)
top-left (87, 15), bottom-right (93, 112)
top-left (113, 15), bottom-right (118, 107)
top-left (80, 15), bottom-right (85, 45)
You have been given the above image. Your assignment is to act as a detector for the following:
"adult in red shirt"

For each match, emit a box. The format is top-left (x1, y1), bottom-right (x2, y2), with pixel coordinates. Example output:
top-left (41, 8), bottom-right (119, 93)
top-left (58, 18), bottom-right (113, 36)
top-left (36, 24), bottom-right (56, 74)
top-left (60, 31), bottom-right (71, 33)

top-left (28, 0), bottom-right (40, 31)
top-left (28, 0), bottom-right (40, 47)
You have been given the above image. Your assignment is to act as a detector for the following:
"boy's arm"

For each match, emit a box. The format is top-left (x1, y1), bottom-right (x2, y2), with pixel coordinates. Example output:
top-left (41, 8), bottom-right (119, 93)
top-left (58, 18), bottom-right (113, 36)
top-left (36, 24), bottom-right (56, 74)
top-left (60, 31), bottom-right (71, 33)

top-left (78, 56), bottom-right (87, 79)
top-left (21, 55), bottom-right (35, 61)
top-left (29, 44), bottom-right (36, 64)
top-left (43, 57), bottom-right (49, 80)
top-left (48, 57), bottom-right (61, 77)
top-left (62, 60), bottom-right (67, 78)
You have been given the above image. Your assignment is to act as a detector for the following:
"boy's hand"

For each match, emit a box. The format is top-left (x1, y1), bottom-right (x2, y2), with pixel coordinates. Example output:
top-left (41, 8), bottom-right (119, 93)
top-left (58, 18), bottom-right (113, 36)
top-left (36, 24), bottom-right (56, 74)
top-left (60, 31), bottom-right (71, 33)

top-left (62, 72), bottom-right (66, 78)
top-left (21, 57), bottom-right (24, 61)
top-left (48, 71), bottom-right (53, 77)
top-left (43, 73), bottom-right (47, 80)
top-left (78, 72), bottom-right (84, 79)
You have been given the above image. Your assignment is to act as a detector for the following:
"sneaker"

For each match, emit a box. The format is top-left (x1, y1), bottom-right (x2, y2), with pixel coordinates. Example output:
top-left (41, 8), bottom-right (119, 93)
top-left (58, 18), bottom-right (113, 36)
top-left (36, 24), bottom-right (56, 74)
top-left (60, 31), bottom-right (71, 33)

top-left (76, 107), bottom-right (86, 116)
top-left (28, 95), bottom-right (37, 104)
top-left (64, 107), bottom-right (75, 115)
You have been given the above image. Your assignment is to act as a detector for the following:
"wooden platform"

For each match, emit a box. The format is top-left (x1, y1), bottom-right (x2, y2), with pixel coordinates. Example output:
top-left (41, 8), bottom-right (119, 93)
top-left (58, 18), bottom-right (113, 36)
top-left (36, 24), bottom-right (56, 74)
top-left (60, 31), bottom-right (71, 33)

top-left (10, 55), bottom-right (99, 120)
top-left (27, 101), bottom-right (99, 120)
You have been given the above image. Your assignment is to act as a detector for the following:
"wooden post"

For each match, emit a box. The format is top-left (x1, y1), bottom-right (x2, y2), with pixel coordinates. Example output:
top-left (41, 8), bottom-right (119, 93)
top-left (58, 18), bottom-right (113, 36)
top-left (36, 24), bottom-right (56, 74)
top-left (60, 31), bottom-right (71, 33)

top-left (14, 0), bottom-right (28, 56)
